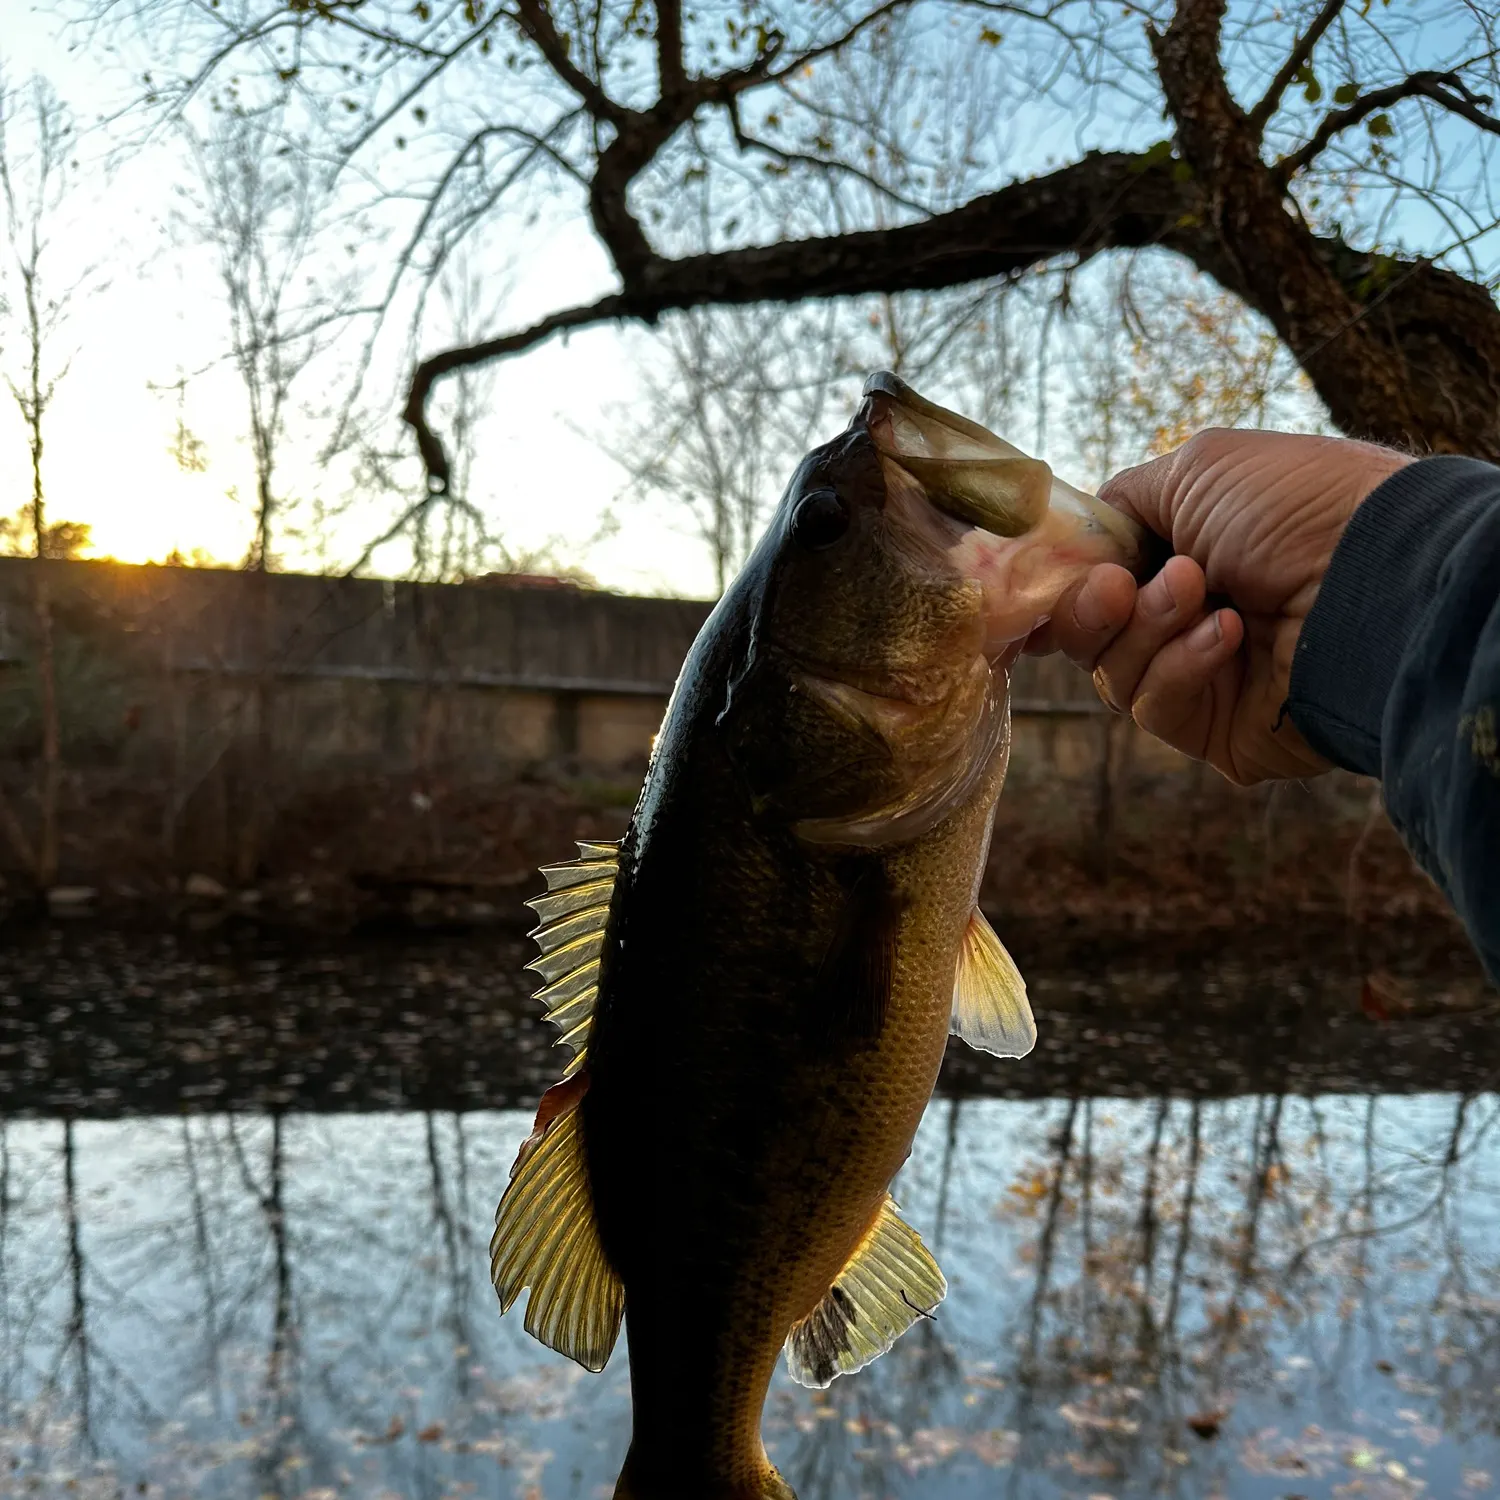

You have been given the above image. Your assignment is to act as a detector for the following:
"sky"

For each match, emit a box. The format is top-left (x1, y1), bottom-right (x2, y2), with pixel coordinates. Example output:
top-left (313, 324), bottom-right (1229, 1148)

top-left (3, 1), bottom-right (1490, 597)
top-left (0, 5), bottom-right (720, 596)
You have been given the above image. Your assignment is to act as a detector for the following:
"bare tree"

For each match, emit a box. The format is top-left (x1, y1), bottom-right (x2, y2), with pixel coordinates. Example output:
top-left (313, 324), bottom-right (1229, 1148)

top-left (0, 73), bottom-right (93, 889)
top-left (180, 104), bottom-right (360, 571)
top-left (606, 304), bottom-right (854, 592)
top-left (176, 103), bottom-right (370, 878)
top-left (102, 0), bottom-right (1500, 484)
top-left (85, 0), bottom-right (1500, 535)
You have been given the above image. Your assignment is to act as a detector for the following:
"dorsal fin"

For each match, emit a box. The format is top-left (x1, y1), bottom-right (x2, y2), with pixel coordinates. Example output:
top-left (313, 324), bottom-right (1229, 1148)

top-left (490, 1075), bottom-right (624, 1371)
top-left (784, 1193), bottom-right (946, 1389)
top-left (525, 840), bottom-right (619, 1079)
top-left (951, 908), bottom-right (1035, 1058)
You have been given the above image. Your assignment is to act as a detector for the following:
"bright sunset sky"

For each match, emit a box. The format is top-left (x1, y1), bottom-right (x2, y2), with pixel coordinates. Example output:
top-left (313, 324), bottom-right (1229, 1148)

top-left (1, 6), bottom-right (720, 595)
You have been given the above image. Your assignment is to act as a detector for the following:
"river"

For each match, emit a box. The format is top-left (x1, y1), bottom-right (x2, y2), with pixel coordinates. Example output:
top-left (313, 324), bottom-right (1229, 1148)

top-left (1, 924), bottom-right (1496, 1500)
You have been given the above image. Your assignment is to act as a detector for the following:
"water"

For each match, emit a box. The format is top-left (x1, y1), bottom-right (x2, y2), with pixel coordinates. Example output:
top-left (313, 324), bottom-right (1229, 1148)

top-left (2, 927), bottom-right (1498, 1500)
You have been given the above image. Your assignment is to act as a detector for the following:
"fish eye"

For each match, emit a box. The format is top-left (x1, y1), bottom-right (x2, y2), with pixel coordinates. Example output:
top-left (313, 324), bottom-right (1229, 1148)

top-left (790, 488), bottom-right (849, 551)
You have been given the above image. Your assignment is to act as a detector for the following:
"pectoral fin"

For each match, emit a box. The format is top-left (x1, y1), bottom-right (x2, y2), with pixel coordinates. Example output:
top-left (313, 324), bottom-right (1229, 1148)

top-left (951, 908), bottom-right (1035, 1058)
top-left (816, 864), bottom-right (905, 1043)
top-left (785, 1193), bottom-right (947, 1389)
top-left (490, 1074), bottom-right (624, 1372)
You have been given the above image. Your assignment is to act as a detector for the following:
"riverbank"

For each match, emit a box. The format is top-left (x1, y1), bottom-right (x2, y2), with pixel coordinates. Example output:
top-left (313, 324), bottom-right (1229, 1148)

top-left (2, 761), bottom-right (1479, 976)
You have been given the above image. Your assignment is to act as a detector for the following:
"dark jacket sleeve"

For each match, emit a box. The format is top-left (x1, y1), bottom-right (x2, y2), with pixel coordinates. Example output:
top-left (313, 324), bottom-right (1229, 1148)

top-left (1287, 456), bottom-right (1500, 985)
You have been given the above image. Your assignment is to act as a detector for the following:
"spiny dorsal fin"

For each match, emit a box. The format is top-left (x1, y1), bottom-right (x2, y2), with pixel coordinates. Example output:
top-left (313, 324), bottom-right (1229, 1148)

top-left (525, 840), bottom-right (619, 1078)
top-left (491, 1076), bottom-right (624, 1372)
top-left (951, 908), bottom-right (1035, 1059)
top-left (784, 1193), bottom-right (946, 1389)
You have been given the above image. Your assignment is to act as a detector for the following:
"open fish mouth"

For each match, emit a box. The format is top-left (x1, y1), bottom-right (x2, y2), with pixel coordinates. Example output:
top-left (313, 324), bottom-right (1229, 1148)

top-left (855, 371), bottom-right (1148, 566)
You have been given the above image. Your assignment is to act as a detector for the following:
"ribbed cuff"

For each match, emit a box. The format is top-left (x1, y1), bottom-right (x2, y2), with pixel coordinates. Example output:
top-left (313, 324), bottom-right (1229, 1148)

top-left (1287, 456), bottom-right (1500, 777)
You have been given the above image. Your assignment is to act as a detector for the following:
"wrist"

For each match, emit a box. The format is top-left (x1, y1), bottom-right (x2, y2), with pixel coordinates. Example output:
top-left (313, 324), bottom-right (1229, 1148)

top-left (1287, 456), bottom-right (1498, 776)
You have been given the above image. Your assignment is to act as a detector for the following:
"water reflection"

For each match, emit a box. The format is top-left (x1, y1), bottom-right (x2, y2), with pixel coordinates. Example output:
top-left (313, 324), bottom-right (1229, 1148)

top-left (2, 1091), bottom-right (1498, 1498)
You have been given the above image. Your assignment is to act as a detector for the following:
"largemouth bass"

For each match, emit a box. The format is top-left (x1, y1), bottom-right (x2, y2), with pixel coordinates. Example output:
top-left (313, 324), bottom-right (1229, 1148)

top-left (492, 373), bottom-right (1145, 1499)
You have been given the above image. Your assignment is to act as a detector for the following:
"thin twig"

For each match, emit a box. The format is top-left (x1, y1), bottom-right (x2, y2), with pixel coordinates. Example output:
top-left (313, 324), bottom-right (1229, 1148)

top-left (1279, 69), bottom-right (1500, 180)
top-left (1249, 0), bottom-right (1347, 131)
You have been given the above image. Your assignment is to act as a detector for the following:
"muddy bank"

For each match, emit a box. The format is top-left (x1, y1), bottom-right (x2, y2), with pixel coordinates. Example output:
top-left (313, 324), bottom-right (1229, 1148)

top-left (4, 766), bottom-right (1482, 987)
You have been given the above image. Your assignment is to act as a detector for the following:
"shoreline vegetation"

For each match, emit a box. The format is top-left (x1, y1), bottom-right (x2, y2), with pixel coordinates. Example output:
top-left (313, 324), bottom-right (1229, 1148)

top-left (2, 763), bottom-right (1478, 965)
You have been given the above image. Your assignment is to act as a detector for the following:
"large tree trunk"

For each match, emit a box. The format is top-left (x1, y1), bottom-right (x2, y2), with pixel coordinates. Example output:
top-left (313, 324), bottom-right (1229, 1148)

top-left (1149, 0), bottom-right (1500, 458)
top-left (1306, 253), bottom-right (1500, 458)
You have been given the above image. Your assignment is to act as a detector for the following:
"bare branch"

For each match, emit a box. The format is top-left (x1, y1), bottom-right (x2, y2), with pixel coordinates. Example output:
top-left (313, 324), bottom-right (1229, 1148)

top-left (763, 0), bottom-right (914, 86)
top-left (404, 292), bottom-right (633, 488)
top-left (338, 9), bottom-right (510, 162)
top-left (1278, 69), bottom-right (1500, 181)
top-left (725, 96), bottom-right (933, 217)
top-left (1249, 0), bottom-right (1346, 132)
top-left (514, 0), bottom-right (628, 124)
top-left (655, 0), bottom-right (686, 99)
top-left (404, 149), bottom-right (1194, 488)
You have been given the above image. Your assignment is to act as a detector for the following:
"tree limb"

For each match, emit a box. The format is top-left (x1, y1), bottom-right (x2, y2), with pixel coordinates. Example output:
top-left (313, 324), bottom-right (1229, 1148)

top-left (404, 149), bottom-right (1195, 488)
top-left (339, 9), bottom-right (510, 161)
top-left (1249, 0), bottom-right (1345, 132)
top-left (404, 292), bottom-right (633, 487)
top-left (655, 0), bottom-right (686, 99)
top-left (764, 0), bottom-right (914, 85)
top-left (1278, 69), bottom-right (1500, 181)
top-left (725, 97), bottom-right (932, 217)
top-left (514, 0), bottom-right (629, 125)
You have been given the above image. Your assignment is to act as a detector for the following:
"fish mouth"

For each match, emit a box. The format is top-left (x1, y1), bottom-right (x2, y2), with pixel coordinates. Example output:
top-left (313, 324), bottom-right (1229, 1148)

top-left (853, 371), bottom-right (1149, 565)
top-left (856, 372), bottom-right (1051, 538)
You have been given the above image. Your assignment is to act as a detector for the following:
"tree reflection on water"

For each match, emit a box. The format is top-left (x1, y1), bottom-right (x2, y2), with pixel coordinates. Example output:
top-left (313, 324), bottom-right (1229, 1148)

top-left (1, 1081), bottom-right (1497, 1499)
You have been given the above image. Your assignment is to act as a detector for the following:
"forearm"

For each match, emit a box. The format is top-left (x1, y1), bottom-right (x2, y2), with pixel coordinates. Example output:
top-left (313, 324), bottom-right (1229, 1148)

top-left (1287, 456), bottom-right (1500, 983)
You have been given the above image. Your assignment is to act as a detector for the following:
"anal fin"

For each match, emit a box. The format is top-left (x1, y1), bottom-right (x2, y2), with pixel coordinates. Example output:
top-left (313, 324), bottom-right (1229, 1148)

top-left (951, 908), bottom-right (1036, 1059)
top-left (784, 1193), bottom-right (946, 1389)
top-left (491, 1074), bottom-right (624, 1372)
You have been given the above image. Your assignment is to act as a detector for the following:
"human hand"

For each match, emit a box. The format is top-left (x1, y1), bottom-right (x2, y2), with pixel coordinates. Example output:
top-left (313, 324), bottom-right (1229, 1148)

top-left (1025, 429), bottom-right (1413, 785)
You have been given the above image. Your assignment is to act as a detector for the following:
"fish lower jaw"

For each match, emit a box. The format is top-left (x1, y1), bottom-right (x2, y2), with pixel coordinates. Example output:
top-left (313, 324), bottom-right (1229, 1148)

top-left (949, 510), bottom-right (1139, 653)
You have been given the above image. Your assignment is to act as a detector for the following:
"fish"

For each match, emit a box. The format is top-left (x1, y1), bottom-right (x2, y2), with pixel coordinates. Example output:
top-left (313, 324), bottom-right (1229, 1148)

top-left (490, 372), bottom-right (1146, 1500)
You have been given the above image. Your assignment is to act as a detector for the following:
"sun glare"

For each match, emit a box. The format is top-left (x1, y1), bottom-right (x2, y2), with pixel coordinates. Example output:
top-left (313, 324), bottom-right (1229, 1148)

top-left (0, 368), bottom-right (252, 567)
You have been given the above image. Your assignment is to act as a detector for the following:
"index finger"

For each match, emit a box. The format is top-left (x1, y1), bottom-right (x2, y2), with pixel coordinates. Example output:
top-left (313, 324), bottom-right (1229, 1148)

top-left (1096, 450), bottom-right (1182, 541)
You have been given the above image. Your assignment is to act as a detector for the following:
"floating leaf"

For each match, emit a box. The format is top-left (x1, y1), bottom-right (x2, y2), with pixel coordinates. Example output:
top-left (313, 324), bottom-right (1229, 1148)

top-left (1187, 1409), bottom-right (1226, 1440)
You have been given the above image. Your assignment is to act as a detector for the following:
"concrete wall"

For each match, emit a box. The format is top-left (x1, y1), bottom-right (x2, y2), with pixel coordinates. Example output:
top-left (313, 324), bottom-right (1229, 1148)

top-left (0, 557), bottom-right (1185, 887)
top-left (0, 558), bottom-right (711, 769)
top-left (0, 555), bottom-right (1128, 765)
